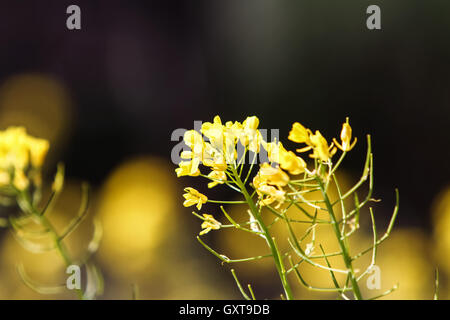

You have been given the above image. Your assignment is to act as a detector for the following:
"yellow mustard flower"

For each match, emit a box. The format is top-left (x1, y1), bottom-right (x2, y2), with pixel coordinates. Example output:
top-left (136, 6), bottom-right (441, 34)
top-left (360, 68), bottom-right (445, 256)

top-left (175, 159), bottom-right (201, 177)
top-left (333, 117), bottom-right (357, 152)
top-left (242, 116), bottom-right (259, 131)
top-left (201, 116), bottom-right (239, 164)
top-left (203, 151), bottom-right (228, 172)
top-left (26, 136), bottom-right (50, 168)
top-left (199, 214), bottom-right (221, 235)
top-left (252, 172), bottom-right (286, 208)
top-left (225, 120), bottom-right (244, 143)
top-left (288, 122), bottom-right (311, 144)
top-left (308, 130), bottom-right (336, 162)
top-left (0, 126), bottom-right (50, 190)
top-left (183, 130), bottom-right (205, 159)
top-left (263, 141), bottom-right (306, 175)
top-left (288, 122), bottom-right (336, 162)
top-left (240, 116), bottom-right (262, 153)
top-left (257, 163), bottom-right (289, 187)
top-left (13, 169), bottom-right (29, 190)
top-left (257, 184), bottom-right (286, 208)
top-left (252, 163), bottom-right (289, 208)
top-left (183, 187), bottom-right (208, 210)
top-left (279, 149), bottom-right (306, 175)
top-left (201, 115), bottom-right (225, 150)
top-left (207, 170), bottom-right (227, 188)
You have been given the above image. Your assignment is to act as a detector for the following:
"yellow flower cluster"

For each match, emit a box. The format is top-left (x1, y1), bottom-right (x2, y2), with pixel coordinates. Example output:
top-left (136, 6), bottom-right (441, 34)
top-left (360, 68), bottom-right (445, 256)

top-left (176, 116), bottom-right (357, 234)
top-left (175, 115), bottom-right (262, 180)
top-left (0, 126), bottom-right (49, 190)
top-left (288, 118), bottom-right (356, 161)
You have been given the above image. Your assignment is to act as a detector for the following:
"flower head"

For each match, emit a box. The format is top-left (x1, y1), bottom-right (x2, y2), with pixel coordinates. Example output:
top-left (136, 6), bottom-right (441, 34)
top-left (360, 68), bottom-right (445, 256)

top-left (279, 149), bottom-right (306, 175)
top-left (207, 170), bottom-right (227, 188)
top-left (252, 163), bottom-right (289, 208)
top-left (333, 117), bottom-right (357, 152)
top-left (263, 141), bottom-right (306, 175)
top-left (308, 130), bottom-right (336, 162)
top-left (288, 122), bottom-right (311, 144)
top-left (200, 214), bottom-right (221, 235)
top-left (175, 159), bottom-right (201, 177)
top-left (0, 126), bottom-right (50, 190)
top-left (183, 187), bottom-right (208, 210)
top-left (257, 163), bottom-right (289, 187)
top-left (240, 116), bottom-right (262, 153)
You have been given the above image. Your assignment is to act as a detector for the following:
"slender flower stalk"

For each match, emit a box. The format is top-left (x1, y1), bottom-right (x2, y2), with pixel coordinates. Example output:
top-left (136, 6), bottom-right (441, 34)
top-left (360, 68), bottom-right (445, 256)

top-left (229, 163), bottom-right (294, 300)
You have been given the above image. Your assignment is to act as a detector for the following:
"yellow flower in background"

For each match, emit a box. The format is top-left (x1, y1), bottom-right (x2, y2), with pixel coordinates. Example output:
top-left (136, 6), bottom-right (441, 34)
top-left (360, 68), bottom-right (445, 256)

top-left (0, 127), bottom-right (29, 170)
top-left (207, 170), bottom-right (227, 188)
top-left (333, 118), bottom-right (357, 152)
top-left (183, 187), bottom-right (208, 210)
top-left (200, 214), bottom-right (221, 235)
top-left (0, 126), bottom-right (49, 190)
top-left (26, 136), bottom-right (50, 167)
top-left (12, 169), bottom-right (29, 190)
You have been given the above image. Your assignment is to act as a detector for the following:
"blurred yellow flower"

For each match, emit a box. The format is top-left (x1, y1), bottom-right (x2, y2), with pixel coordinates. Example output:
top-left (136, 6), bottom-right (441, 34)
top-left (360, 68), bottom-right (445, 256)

top-left (431, 187), bottom-right (450, 278)
top-left (200, 214), bottom-right (221, 235)
top-left (97, 157), bottom-right (177, 280)
top-left (183, 187), bottom-right (208, 210)
top-left (0, 126), bottom-right (49, 190)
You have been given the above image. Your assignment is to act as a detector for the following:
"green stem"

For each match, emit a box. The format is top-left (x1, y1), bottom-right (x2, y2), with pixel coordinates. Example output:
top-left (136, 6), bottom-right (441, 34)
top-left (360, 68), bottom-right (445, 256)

top-left (230, 165), bottom-right (294, 300)
top-left (316, 178), bottom-right (363, 300)
top-left (19, 192), bottom-right (84, 300)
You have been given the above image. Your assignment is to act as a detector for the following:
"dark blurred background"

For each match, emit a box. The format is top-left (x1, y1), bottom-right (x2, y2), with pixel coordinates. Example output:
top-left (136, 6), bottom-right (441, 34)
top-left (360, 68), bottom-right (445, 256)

top-left (0, 0), bottom-right (448, 299)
